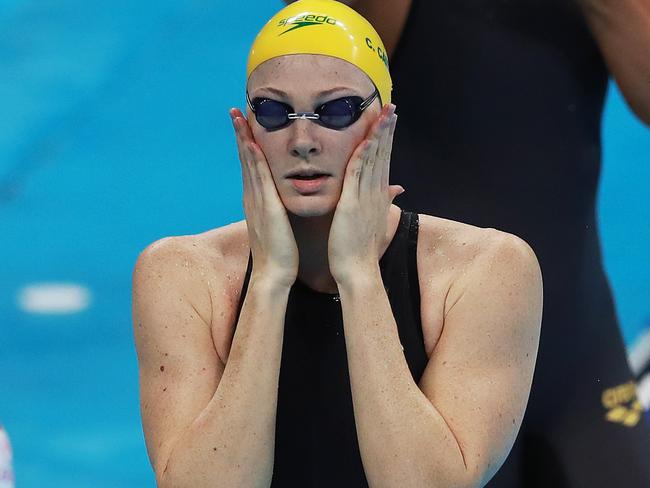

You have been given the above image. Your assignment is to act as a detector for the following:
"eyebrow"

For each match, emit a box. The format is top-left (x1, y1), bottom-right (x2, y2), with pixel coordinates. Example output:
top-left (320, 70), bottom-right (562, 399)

top-left (254, 86), bottom-right (358, 98)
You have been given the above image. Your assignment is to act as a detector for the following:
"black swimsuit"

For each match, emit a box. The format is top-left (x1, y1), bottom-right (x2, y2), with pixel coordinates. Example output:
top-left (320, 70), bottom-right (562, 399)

top-left (389, 0), bottom-right (650, 485)
top-left (235, 210), bottom-right (424, 487)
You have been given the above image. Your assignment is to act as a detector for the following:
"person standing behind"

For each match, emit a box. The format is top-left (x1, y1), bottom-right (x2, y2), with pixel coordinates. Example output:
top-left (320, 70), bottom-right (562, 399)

top-left (282, 0), bottom-right (650, 486)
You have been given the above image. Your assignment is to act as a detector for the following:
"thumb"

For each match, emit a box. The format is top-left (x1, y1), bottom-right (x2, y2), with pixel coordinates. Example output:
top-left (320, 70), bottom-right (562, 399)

top-left (389, 185), bottom-right (405, 202)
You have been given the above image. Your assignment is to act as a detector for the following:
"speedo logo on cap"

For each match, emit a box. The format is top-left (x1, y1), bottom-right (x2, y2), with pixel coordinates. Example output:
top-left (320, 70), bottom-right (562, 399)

top-left (277, 14), bottom-right (337, 35)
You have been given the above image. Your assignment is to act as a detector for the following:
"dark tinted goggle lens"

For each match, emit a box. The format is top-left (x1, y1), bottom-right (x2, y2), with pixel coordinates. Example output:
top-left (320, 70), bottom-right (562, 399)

top-left (254, 99), bottom-right (293, 130)
top-left (252, 96), bottom-right (364, 130)
top-left (318, 98), bottom-right (362, 129)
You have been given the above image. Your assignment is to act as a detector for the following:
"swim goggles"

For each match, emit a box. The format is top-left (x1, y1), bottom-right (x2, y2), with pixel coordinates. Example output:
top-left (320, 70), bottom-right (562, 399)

top-left (246, 89), bottom-right (379, 131)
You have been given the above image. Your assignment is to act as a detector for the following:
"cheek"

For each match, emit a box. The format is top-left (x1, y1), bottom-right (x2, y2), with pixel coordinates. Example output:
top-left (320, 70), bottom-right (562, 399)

top-left (339, 127), bottom-right (369, 164)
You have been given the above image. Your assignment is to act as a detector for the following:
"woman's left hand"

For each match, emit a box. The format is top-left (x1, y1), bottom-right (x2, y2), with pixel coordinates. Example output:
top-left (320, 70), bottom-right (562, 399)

top-left (328, 103), bottom-right (404, 285)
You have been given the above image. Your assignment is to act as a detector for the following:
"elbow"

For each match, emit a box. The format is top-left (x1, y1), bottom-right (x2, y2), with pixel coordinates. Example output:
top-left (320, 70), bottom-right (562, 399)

top-left (626, 96), bottom-right (650, 127)
top-left (617, 83), bottom-right (650, 127)
top-left (157, 467), bottom-right (189, 488)
top-left (449, 467), bottom-right (489, 488)
top-left (423, 453), bottom-right (486, 488)
top-left (458, 453), bottom-right (512, 488)
top-left (156, 463), bottom-right (172, 488)
top-left (632, 106), bottom-right (650, 128)
top-left (156, 451), bottom-right (182, 488)
top-left (458, 467), bottom-right (488, 488)
top-left (439, 450), bottom-right (497, 488)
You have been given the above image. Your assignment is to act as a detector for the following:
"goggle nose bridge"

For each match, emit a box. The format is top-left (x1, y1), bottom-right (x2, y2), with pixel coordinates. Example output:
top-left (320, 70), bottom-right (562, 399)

top-left (288, 113), bottom-right (321, 120)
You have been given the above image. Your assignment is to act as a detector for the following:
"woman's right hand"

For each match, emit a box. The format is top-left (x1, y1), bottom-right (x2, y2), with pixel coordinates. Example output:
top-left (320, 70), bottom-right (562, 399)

top-left (230, 108), bottom-right (299, 288)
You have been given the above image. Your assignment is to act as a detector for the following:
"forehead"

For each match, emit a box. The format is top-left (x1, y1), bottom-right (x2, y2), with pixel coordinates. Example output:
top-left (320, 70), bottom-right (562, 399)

top-left (247, 54), bottom-right (374, 96)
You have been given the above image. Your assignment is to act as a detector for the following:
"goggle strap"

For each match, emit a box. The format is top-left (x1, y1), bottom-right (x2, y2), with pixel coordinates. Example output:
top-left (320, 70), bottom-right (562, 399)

top-left (246, 91), bottom-right (255, 112)
top-left (359, 90), bottom-right (379, 111)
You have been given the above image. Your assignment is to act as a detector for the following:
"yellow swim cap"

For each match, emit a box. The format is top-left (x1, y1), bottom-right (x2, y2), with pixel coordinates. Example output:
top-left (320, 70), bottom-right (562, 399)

top-left (247, 0), bottom-right (392, 105)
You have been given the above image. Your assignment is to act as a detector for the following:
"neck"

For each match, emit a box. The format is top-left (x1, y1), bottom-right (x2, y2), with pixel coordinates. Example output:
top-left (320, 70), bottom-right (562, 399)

top-left (287, 205), bottom-right (402, 294)
top-left (288, 211), bottom-right (338, 293)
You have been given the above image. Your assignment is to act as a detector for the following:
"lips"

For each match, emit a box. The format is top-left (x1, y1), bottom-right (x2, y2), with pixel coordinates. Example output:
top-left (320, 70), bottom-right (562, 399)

top-left (285, 168), bottom-right (332, 179)
top-left (289, 175), bottom-right (330, 194)
top-left (290, 174), bottom-right (328, 180)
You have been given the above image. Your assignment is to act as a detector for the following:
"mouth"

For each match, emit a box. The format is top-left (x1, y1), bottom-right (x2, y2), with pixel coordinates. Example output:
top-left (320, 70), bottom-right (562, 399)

top-left (287, 174), bottom-right (331, 194)
top-left (289, 174), bottom-right (329, 180)
top-left (285, 167), bottom-right (332, 179)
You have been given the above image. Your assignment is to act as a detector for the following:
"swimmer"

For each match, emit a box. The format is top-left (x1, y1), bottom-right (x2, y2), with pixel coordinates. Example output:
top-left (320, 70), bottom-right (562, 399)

top-left (132, 1), bottom-right (543, 486)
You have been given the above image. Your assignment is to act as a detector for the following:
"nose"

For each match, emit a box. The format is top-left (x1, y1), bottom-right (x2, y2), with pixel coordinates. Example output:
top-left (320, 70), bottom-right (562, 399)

top-left (289, 119), bottom-right (321, 158)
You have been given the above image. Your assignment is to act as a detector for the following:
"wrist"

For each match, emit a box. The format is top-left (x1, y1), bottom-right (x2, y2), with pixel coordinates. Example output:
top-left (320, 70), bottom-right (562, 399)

top-left (250, 271), bottom-right (295, 295)
top-left (334, 262), bottom-right (382, 292)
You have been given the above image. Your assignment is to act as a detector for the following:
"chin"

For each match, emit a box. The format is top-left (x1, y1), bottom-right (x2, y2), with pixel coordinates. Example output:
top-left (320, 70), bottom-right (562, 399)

top-left (283, 196), bottom-right (338, 218)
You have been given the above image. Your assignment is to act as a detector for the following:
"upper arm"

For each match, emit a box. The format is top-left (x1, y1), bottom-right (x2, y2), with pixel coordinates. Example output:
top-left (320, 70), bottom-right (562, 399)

top-left (131, 237), bottom-right (226, 481)
top-left (418, 231), bottom-right (543, 484)
top-left (578, 0), bottom-right (650, 125)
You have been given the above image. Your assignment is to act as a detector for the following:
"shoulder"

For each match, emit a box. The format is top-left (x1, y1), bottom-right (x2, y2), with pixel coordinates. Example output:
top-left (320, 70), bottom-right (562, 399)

top-left (132, 220), bottom-right (250, 323)
top-left (416, 212), bottom-right (539, 269)
top-left (415, 212), bottom-right (542, 313)
top-left (134, 220), bottom-right (249, 275)
top-left (133, 234), bottom-right (216, 291)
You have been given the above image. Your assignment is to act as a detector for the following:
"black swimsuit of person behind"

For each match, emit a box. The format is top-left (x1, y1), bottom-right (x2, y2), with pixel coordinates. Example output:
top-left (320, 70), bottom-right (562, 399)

top-left (386, 0), bottom-right (650, 486)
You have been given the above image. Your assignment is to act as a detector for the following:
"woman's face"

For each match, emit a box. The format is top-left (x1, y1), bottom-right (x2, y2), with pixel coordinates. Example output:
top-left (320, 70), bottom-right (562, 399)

top-left (246, 54), bottom-right (381, 218)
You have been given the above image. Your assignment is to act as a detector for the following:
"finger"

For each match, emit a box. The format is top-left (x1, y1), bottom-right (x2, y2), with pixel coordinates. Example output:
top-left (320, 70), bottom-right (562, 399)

top-left (240, 143), bottom-right (264, 216)
top-left (248, 141), bottom-right (286, 212)
top-left (240, 149), bottom-right (256, 221)
top-left (235, 110), bottom-right (256, 144)
top-left (231, 110), bottom-right (276, 220)
top-left (230, 107), bottom-right (247, 126)
top-left (340, 139), bottom-right (372, 203)
top-left (245, 142), bottom-right (267, 207)
top-left (230, 108), bottom-right (247, 141)
top-left (231, 111), bottom-right (252, 170)
top-left (360, 111), bottom-right (389, 198)
top-left (231, 114), bottom-right (254, 200)
top-left (373, 110), bottom-right (394, 193)
top-left (230, 107), bottom-right (258, 148)
top-left (381, 113), bottom-right (398, 190)
top-left (231, 110), bottom-right (264, 199)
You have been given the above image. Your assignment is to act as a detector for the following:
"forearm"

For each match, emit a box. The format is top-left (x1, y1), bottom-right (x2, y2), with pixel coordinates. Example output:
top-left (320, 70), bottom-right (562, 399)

top-left (338, 268), bottom-right (477, 488)
top-left (161, 276), bottom-right (289, 488)
top-left (578, 0), bottom-right (650, 125)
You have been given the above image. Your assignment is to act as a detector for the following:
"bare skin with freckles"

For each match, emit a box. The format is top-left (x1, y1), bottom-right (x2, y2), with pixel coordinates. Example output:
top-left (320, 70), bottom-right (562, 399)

top-left (132, 53), bottom-right (542, 487)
